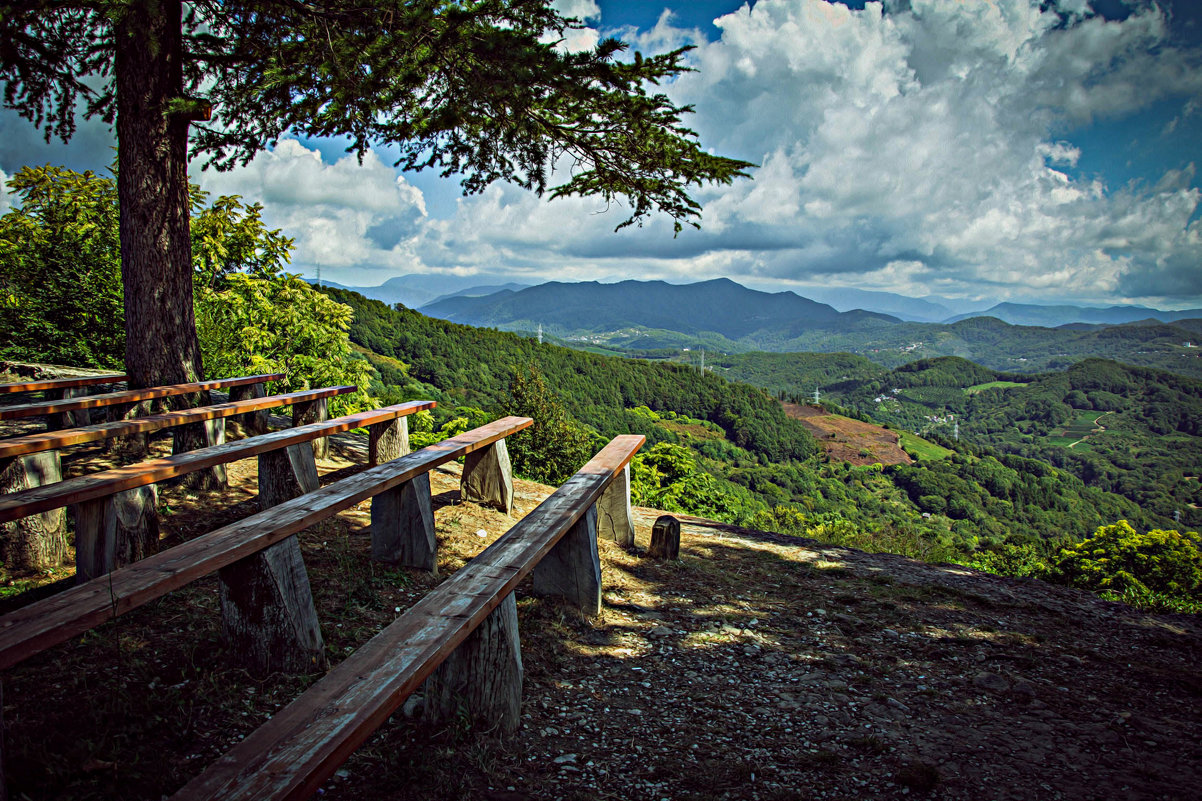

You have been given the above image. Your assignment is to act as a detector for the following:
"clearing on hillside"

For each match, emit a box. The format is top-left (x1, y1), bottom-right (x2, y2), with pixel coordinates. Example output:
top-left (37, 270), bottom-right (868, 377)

top-left (781, 402), bottom-right (914, 465)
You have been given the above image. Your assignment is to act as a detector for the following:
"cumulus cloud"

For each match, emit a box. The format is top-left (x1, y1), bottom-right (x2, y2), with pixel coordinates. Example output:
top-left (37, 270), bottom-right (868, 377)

top-left (180, 0), bottom-right (1202, 307)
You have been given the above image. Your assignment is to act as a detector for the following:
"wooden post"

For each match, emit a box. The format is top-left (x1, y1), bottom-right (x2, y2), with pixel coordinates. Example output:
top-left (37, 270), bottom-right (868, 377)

top-left (371, 472), bottom-right (436, 572)
top-left (228, 381), bottom-right (269, 437)
top-left (0, 453), bottom-right (66, 571)
top-left (72, 485), bottom-right (159, 582)
top-left (215, 443), bottom-right (324, 674)
top-left (532, 505), bottom-right (601, 615)
top-left (173, 418), bottom-right (227, 491)
top-left (596, 463), bottom-right (635, 547)
top-left (368, 417), bottom-right (409, 466)
top-left (293, 397), bottom-right (330, 460)
top-left (257, 444), bottom-right (320, 508)
top-left (461, 438), bottom-right (514, 514)
top-left (648, 515), bottom-right (680, 560)
top-left (0, 680), bottom-right (7, 801)
top-left (47, 386), bottom-right (89, 430)
top-left (423, 592), bottom-right (523, 735)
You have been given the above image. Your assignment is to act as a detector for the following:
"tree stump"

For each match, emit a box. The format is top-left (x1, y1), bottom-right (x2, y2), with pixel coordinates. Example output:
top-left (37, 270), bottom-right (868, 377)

top-left (228, 381), bottom-right (268, 437)
top-left (423, 592), bottom-right (523, 735)
top-left (371, 471), bottom-right (436, 572)
top-left (215, 441), bottom-right (324, 674)
top-left (648, 515), bottom-right (680, 560)
top-left (461, 439), bottom-right (514, 514)
top-left (532, 505), bottom-right (601, 615)
top-left (293, 397), bottom-right (330, 460)
top-left (596, 463), bottom-right (635, 547)
top-left (0, 453), bottom-right (66, 571)
top-left (369, 417), bottom-right (409, 466)
top-left (72, 485), bottom-right (159, 582)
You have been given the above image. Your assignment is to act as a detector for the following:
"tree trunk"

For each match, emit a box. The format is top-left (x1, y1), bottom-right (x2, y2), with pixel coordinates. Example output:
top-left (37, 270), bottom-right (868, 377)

top-left (115, 0), bottom-right (204, 392)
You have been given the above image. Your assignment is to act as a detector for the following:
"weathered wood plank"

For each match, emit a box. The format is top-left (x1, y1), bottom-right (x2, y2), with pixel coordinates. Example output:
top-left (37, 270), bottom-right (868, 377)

top-left (0, 374), bottom-right (125, 394)
top-left (0, 400), bottom-right (436, 525)
top-left (0, 373), bottom-right (284, 421)
top-left (0, 416), bottom-right (533, 672)
top-left (0, 385), bottom-right (357, 461)
top-left (169, 434), bottom-right (643, 801)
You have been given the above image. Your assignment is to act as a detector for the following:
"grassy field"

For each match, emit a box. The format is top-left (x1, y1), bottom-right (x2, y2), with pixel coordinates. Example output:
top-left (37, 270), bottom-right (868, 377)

top-left (898, 431), bottom-right (954, 461)
top-left (1047, 412), bottom-right (1108, 448)
top-left (965, 380), bottom-right (1027, 394)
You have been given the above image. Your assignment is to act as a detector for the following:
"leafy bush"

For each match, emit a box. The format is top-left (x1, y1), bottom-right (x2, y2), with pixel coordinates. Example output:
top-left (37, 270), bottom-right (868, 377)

top-left (1051, 520), bottom-right (1202, 600)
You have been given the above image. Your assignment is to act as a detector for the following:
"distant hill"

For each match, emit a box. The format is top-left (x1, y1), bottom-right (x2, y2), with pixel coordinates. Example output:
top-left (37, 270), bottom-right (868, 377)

top-left (419, 277), bottom-right (898, 340)
top-left (946, 302), bottom-right (1202, 327)
top-left (307, 273), bottom-right (525, 309)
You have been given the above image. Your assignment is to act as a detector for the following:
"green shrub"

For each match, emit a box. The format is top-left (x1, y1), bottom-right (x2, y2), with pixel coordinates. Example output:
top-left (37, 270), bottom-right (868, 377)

top-left (1051, 520), bottom-right (1202, 600)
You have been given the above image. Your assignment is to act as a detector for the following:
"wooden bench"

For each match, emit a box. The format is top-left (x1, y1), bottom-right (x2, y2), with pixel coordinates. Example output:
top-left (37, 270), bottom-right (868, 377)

top-left (0, 373), bottom-right (126, 394)
top-left (0, 415), bottom-right (533, 672)
top-left (0, 384), bottom-right (358, 574)
top-left (0, 398), bottom-right (434, 581)
top-left (171, 434), bottom-right (644, 801)
top-left (0, 372), bottom-right (284, 422)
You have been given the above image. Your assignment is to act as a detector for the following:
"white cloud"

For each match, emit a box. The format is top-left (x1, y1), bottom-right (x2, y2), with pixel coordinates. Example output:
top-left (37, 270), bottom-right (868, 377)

top-left (0, 168), bottom-right (12, 215)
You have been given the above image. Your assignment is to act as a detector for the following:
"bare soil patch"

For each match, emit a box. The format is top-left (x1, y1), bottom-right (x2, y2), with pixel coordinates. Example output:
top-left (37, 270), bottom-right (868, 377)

top-left (782, 402), bottom-right (913, 466)
top-left (1, 429), bottom-right (1198, 801)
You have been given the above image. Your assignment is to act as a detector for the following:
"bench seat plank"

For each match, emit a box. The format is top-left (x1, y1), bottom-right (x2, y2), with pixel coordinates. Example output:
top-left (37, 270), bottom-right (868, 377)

top-left (0, 374), bottom-right (126, 394)
top-left (0, 373), bottom-right (284, 421)
top-left (0, 385), bottom-right (357, 461)
top-left (0, 416), bottom-right (532, 671)
top-left (171, 434), bottom-right (643, 801)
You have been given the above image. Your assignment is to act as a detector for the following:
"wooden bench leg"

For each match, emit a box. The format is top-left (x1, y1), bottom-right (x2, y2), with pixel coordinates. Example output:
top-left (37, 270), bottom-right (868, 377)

top-left (257, 444), bottom-right (320, 508)
top-left (532, 505), bottom-right (602, 615)
top-left (371, 472), bottom-right (436, 572)
top-left (72, 485), bottom-right (160, 582)
top-left (228, 382), bottom-right (269, 437)
top-left (423, 592), bottom-right (523, 735)
top-left (214, 444), bottom-right (324, 674)
top-left (293, 398), bottom-right (330, 460)
top-left (461, 438), bottom-right (514, 514)
top-left (0, 453), bottom-right (67, 571)
top-left (217, 536), bottom-right (325, 674)
top-left (173, 418), bottom-right (228, 491)
top-left (46, 386), bottom-right (88, 430)
top-left (596, 463), bottom-right (635, 547)
top-left (368, 417), bottom-right (409, 466)
top-left (1, 680), bottom-right (7, 801)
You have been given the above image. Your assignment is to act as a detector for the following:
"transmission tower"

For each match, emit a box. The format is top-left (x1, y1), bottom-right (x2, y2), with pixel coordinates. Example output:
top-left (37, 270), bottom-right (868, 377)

top-left (537, 323), bottom-right (543, 345)
top-left (813, 387), bottom-right (821, 405)
top-left (953, 421), bottom-right (960, 441)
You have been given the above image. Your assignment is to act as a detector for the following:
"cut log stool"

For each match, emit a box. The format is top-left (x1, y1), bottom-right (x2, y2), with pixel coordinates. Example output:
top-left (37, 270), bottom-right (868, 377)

top-left (648, 515), bottom-right (681, 560)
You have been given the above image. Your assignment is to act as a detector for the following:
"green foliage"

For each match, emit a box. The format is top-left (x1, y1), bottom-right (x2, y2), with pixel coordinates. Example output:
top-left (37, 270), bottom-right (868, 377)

top-left (500, 366), bottom-right (594, 485)
top-left (969, 542), bottom-right (1050, 579)
top-left (0, 165), bottom-right (123, 367)
top-left (1050, 520), bottom-right (1202, 600)
top-left (195, 269), bottom-right (374, 415)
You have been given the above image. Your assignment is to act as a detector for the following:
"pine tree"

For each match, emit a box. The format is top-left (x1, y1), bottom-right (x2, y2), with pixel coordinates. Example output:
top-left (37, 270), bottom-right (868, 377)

top-left (0, 1), bottom-right (752, 387)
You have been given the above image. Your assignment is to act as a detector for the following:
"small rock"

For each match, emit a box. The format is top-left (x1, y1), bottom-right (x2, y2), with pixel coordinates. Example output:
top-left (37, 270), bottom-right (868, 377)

top-left (401, 695), bottom-right (424, 718)
top-left (649, 625), bottom-right (673, 636)
top-left (973, 672), bottom-right (1010, 693)
top-left (475, 529), bottom-right (488, 538)
top-left (552, 754), bottom-right (578, 765)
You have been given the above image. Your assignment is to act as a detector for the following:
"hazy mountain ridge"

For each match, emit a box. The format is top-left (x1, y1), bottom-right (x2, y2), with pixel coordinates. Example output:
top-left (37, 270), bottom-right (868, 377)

top-left (946, 301), bottom-right (1202, 327)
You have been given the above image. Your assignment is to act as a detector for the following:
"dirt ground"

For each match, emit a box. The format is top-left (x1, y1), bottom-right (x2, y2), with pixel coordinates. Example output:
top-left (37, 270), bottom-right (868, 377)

top-left (1, 425), bottom-right (1199, 801)
top-left (782, 402), bottom-right (913, 466)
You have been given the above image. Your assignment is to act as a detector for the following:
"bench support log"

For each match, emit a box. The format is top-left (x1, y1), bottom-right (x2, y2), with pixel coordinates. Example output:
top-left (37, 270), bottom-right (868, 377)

top-left (371, 472), bottom-right (436, 572)
top-left (596, 463), bottom-right (635, 547)
top-left (461, 438), bottom-right (514, 514)
top-left (217, 536), bottom-right (325, 675)
top-left (72, 486), bottom-right (159, 582)
top-left (368, 417), bottom-right (409, 466)
top-left (215, 444), bottom-right (324, 674)
top-left (47, 386), bottom-right (89, 430)
top-left (532, 505), bottom-right (601, 615)
top-left (228, 382), bottom-right (269, 437)
top-left (423, 592), bottom-right (523, 735)
top-left (293, 398), bottom-right (330, 460)
top-left (173, 418), bottom-right (227, 491)
top-left (0, 453), bottom-right (66, 571)
top-left (0, 680), bottom-right (7, 801)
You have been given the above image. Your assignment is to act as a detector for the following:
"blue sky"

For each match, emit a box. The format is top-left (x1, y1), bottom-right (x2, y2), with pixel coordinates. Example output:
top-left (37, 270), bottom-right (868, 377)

top-left (2, 0), bottom-right (1200, 309)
